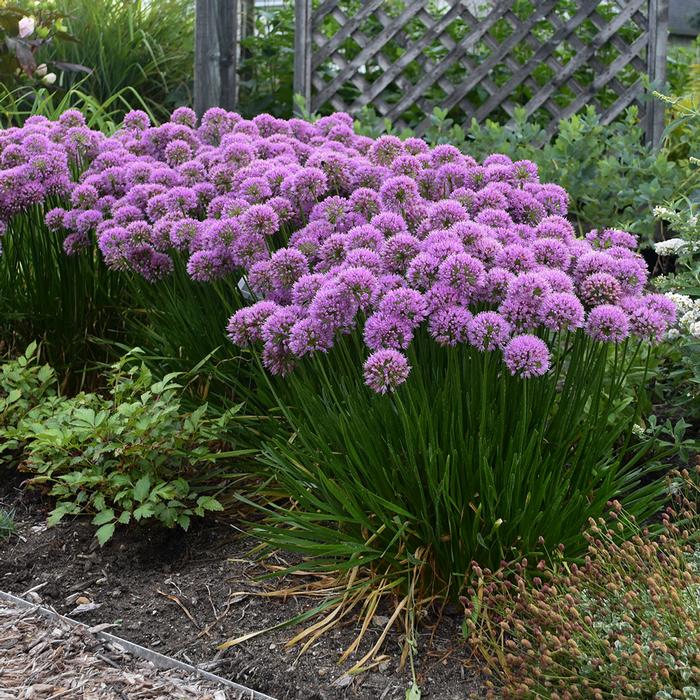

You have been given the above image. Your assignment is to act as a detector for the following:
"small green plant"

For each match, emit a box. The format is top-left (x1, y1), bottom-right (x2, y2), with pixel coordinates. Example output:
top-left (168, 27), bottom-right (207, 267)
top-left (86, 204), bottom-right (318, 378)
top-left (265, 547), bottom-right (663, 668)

top-left (0, 508), bottom-right (15, 539)
top-left (12, 350), bottom-right (253, 544)
top-left (465, 473), bottom-right (700, 699)
top-left (0, 342), bottom-right (59, 461)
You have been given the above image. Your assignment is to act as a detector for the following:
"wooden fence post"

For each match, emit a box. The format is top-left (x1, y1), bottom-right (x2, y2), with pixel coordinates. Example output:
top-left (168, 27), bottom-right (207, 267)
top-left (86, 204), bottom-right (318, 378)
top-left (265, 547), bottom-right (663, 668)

top-left (294, 0), bottom-right (312, 115)
top-left (195, 0), bottom-right (239, 116)
top-left (647, 0), bottom-right (669, 147)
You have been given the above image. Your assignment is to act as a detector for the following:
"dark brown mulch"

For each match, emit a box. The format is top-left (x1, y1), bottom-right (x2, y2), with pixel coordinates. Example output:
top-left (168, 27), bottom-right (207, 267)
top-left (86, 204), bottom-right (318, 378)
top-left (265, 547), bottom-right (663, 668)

top-left (0, 473), bottom-right (484, 700)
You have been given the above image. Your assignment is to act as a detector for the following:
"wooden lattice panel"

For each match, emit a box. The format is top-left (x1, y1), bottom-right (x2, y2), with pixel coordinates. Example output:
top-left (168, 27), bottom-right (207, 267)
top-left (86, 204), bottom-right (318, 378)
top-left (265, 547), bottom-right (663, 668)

top-left (294, 0), bottom-right (668, 142)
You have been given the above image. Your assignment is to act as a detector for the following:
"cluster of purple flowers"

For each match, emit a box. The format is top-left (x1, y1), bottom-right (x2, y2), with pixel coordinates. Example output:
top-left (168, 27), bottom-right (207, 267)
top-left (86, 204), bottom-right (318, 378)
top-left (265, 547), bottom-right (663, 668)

top-left (0, 107), bottom-right (675, 393)
top-left (0, 113), bottom-right (77, 250)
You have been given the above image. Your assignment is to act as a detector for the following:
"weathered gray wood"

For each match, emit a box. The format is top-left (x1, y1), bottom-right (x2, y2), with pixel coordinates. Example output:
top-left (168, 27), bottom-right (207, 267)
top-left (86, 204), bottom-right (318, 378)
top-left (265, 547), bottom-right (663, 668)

top-left (296, 0), bottom-right (668, 142)
top-left (195, 0), bottom-right (239, 116)
top-left (647, 0), bottom-right (669, 146)
top-left (294, 0), bottom-right (312, 113)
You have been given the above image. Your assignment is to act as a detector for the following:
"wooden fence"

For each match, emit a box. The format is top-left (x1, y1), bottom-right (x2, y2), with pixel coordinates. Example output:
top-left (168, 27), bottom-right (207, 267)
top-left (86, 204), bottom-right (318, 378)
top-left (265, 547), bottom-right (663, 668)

top-left (293, 0), bottom-right (669, 143)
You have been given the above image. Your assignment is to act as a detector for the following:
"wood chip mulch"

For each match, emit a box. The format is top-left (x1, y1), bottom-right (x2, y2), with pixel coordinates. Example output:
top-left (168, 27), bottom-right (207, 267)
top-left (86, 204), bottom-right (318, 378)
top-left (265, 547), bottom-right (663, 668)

top-left (0, 598), bottom-right (255, 699)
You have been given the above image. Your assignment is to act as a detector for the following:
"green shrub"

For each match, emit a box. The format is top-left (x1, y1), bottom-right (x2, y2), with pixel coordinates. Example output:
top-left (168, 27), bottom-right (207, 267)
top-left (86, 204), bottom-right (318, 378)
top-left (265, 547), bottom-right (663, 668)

top-left (465, 477), bottom-right (700, 699)
top-left (10, 351), bottom-right (253, 544)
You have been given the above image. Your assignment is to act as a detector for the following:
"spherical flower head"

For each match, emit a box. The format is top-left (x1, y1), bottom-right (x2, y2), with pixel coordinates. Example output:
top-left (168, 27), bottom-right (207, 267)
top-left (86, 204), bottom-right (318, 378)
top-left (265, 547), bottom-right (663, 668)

top-left (506, 272), bottom-right (552, 305)
top-left (470, 237), bottom-right (503, 266)
top-left (644, 293), bottom-right (677, 325)
top-left (467, 311), bottom-right (512, 351)
top-left (579, 272), bottom-right (622, 307)
top-left (611, 256), bottom-right (647, 295)
top-left (369, 135), bottom-right (404, 166)
top-left (421, 229), bottom-right (465, 259)
top-left (438, 253), bottom-right (485, 301)
top-left (377, 287), bottom-right (427, 327)
top-left (308, 281), bottom-right (358, 331)
top-left (431, 144), bottom-right (462, 167)
top-left (428, 305), bottom-right (472, 346)
top-left (268, 247), bottom-right (309, 290)
top-left (337, 266), bottom-right (378, 309)
top-left (532, 237), bottom-right (572, 270)
top-left (536, 215), bottom-right (574, 242)
top-left (75, 209), bottom-right (103, 235)
top-left (403, 137), bottom-right (429, 155)
top-left (371, 212), bottom-right (407, 237)
top-left (238, 202), bottom-right (279, 237)
top-left (379, 233), bottom-right (421, 274)
top-left (363, 313), bottom-right (414, 351)
top-left (246, 260), bottom-right (275, 297)
top-left (262, 343), bottom-right (296, 377)
top-left (574, 251), bottom-right (618, 282)
top-left (347, 224), bottom-right (384, 251)
top-left (586, 304), bottom-right (629, 343)
top-left (495, 243), bottom-right (537, 274)
top-left (587, 228), bottom-right (638, 250)
top-left (239, 176), bottom-right (272, 203)
top-left (317, 233), bottom-right (349, 271)
top-left (406, 252), bottom-right (440, 290)
top-left (261, 304), bottom-right (305, 350)
top-left (428, 200), bottom-right (468, 229)
top-left (532, 183), bottom-right (568, 216)
top-left (625, 300), bottom-right (668, 342)
top-left (379, 175), bottom-right (420, 212)
top-left (503, 335), bottom-right (551, 378)
top-left (288, 317), bottom-right (334, 357)
top-left (310, 195), bottom-right (347, 225)
top-left (122, 110), bottom-right (151, 132)
top-left (342, 247), bottom-right (383, 274)
top-left (171, 106), bottom-right (197, 128)
top-left (475, 207), bottom-right (513, 229)
top-left (169, 218), bottom-right (200, 251)
top-left (513, 160), bottom-right (539, 184)
top-left (71, 184), bottom-right (99, 210)
top-left (45, 207), bottom-right (66, 232)
top-left (363, 349), bottom-right (411, 394)
top-left (126, 244), bottom-right (174, 282)
top-left (391, 154), bottom-right (422, 178)
top-left (231, 232), bottom-right (269, 269)
top-left (227, 301), bottom-right (280, 346)
top-left (479, 267), bottom-right (515, 304)
top-left (164, 139), bottom-right (193, 167)
top-left (187, 248), bottom-right (233, 281)
top-left (63, 232), bottom-right (91, 255)
top-left (349, 187), bottom-right (381, 218)
top-left (538, 292), bottom-right (585, 332)
top-left (291, 273), bottom-right (326, 306)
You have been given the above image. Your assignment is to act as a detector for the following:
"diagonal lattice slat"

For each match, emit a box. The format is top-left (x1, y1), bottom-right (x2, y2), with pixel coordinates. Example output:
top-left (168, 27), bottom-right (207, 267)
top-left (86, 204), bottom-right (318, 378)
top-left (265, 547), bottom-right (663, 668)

top-left (295, 0), bottom-right (668, 143)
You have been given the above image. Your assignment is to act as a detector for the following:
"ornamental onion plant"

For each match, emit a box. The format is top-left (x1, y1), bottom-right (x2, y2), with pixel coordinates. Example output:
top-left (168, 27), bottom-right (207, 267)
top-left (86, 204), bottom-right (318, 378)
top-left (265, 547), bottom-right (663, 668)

top-left (0, 110), bottom-right (126, 374)
top-left (213, 131), bottom-right (677, 607)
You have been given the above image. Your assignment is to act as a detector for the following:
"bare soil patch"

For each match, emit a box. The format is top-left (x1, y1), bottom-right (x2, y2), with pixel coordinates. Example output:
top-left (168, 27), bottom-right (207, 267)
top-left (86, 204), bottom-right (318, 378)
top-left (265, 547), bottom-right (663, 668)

top-left (0, 474), bottom-right (484, 699)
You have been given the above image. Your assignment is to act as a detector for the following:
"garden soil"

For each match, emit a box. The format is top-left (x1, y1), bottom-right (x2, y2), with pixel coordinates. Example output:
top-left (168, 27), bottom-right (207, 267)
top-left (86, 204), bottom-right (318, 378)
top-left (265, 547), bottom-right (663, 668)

top-left (0, 474), bottom-right (484, 699)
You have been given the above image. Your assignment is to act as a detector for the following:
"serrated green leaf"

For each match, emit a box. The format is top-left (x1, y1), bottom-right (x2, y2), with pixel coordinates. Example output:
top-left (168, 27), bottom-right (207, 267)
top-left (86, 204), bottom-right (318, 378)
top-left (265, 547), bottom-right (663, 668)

top-left (133, 474), bottom-right (151, 502)
top-left (92, 509), bottom-right (115, 526)
top-left (96, 522), bottom-right (115, 546)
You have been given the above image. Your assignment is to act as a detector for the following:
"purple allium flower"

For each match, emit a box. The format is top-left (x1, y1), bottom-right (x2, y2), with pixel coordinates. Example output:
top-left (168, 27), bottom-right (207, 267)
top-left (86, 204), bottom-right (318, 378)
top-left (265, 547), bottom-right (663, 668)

top-left (539, 292), bottom-right (585, 332)
top-left (625, 300), bottom-right (668, 341)
top-left (369, 135), bottom-right (404, 166)
top-left (377, 287), bottom-right (427, 327)
top-left (467, 311), bottom-right (512, 351)
top-left (536, 215), bottom-right (574, 242)
top-left (407, 252), bottom-right (442, 290)
top-left (643, 294), bottom-right (677, 324)
top-left (428, 305), bottom-right (472, 346)
top-left (45, 207), bottom-right (66, 231)
top-left (586, 305), bottom-right (630, 343)
top-left (288, 317), bottom-right (334, 356)
top-left (268, 247), bottom-right (309, 289)
top-left (579, 272), bottom-right (622, 307)
top-left (379, 233), bottom-right (421, 274)
top-left (308, 282), bottom-right (358, 331)
top-left (438, 253), bottom-right (486, 301)
top-left (336, 266), bottom-right (378, 309)
top-left (227, 301), bottom-right (280, 345)
top-left (291, 273), bottom-right (326, 306)
top-left (261, 304), bottom-right (305, 350)
top-left (379, 176), bottom-right (420, 213)
top-left (363, 349), bottom-right (411, 393)
top-left (532, 237), bottom-right (572, 270)
top-left (371, 212), bottom-right (407, 237)
top-left (495, 244), bottom-right (537, 274)
top-left (503, 335), bottom-right (551, 378)
top-left (364, 313), bottom-right (414, 350)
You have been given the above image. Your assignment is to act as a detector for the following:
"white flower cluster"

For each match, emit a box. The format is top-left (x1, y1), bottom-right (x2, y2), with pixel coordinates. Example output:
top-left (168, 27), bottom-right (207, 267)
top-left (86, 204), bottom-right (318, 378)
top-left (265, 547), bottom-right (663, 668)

top-left (666, 293), bottom-right (700, 340)
top-left (654, 238), bottom-right (688, 256)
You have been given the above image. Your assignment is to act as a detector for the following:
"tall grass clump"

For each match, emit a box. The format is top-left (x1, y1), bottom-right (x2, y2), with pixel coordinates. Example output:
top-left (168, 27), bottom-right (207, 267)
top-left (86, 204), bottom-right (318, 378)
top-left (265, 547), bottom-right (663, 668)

top-left (14, 0), bottom-right (194, 121)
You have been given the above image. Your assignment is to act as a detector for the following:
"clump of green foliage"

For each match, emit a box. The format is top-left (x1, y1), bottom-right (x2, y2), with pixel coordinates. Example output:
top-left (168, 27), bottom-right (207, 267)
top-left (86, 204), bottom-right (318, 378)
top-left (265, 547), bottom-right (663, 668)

top-left (4, 350), bottom-right (253, 544)
top-left (465, 473), bottom-right (700, 699)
